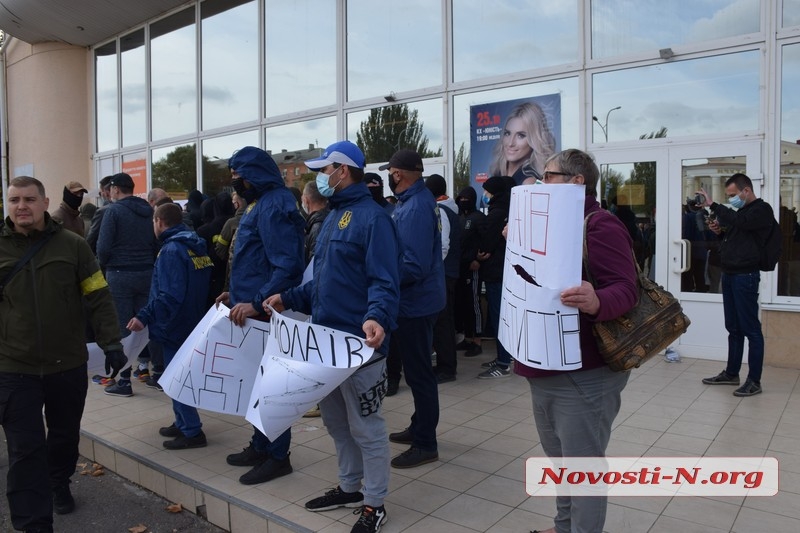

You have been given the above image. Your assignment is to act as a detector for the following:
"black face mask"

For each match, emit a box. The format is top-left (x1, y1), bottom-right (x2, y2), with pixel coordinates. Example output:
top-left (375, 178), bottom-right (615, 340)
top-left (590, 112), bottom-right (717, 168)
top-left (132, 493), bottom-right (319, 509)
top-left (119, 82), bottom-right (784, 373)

top-left (63, 187), bottom-right (83, 210)
top-left (232, 177), bottom-right (257, 204)
top-left (388, 176), bottom-right (398, 194)
top-left (457, 199), bottom-right (473, 214)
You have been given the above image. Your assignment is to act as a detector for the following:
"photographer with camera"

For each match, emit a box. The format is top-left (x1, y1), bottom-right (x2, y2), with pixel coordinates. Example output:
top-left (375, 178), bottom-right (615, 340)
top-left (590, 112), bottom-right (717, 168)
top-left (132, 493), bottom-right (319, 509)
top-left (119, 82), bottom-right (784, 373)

top-left (682, 194), bottom-right (713, 293)
top-left (698, 173), bottom-right (775, 397)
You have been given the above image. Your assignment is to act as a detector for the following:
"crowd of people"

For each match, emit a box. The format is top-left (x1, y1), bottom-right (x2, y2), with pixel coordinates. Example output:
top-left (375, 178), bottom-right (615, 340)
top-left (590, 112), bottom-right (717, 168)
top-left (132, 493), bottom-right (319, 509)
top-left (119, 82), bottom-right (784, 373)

top-left (0, 132), bottom-right (773, 532)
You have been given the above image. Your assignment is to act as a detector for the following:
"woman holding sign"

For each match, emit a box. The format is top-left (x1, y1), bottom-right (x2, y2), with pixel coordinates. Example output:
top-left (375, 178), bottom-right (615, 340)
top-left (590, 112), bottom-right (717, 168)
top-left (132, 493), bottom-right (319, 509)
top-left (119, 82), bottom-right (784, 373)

top-left (488, 102), bottom-right (556, 185)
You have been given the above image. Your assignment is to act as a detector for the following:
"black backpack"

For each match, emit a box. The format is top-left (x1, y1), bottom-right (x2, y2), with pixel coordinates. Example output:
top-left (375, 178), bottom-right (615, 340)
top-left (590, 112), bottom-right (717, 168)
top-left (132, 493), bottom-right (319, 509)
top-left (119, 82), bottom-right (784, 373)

top-left (759, 217), bottom-right (781, 272)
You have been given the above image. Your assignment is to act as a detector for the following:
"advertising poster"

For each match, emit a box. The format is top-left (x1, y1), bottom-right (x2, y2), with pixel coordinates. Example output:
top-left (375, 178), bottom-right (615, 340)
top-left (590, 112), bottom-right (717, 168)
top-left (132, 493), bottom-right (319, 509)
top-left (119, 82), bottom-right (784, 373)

top-left (470, 94), bottom-right (562, 191)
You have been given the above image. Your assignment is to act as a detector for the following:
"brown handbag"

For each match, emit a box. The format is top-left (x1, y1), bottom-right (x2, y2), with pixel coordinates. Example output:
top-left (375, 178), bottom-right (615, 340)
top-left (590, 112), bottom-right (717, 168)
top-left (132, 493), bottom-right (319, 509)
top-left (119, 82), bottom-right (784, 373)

top-left (583, 212), bottom-right (691, 372)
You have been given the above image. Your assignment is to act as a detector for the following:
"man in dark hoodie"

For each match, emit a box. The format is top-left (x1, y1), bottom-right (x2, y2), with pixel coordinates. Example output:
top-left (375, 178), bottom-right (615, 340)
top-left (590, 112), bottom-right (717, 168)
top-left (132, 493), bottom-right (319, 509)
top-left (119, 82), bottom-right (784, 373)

top-left (96, 173), bottom-right (158, 397)
top-left (215, 146), bottom-right (305, 486)
top-left (127, 203), bottom-right (214, 450)
top-left (454, 186), bottom-right (485, 358)
top-left (476, 175), bottom-right (514, 378)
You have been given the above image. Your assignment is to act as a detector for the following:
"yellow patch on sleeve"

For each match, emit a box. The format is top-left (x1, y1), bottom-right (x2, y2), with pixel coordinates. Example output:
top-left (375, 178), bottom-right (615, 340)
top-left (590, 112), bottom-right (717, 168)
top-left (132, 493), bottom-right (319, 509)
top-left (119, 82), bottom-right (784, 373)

top-left (81, 270), bottom-right (109, 295)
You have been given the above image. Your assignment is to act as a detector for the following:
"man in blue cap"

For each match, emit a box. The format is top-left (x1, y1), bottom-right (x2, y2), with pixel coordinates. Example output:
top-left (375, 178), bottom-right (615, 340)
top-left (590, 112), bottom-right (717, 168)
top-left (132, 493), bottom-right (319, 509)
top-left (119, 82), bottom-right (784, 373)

top-left (265, 140), bottom-right (399, 533)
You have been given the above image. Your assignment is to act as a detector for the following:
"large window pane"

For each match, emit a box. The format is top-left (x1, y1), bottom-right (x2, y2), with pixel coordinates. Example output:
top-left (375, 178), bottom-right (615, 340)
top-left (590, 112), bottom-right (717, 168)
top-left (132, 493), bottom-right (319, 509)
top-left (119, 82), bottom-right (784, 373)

top-left (151, 9), bottom-right (197, 140)
top-left (201, 130), bottom-right (259, 194)
top-left (202, 0), bottom-right (258, 130)
top-left (779, 43), bottom-right (800, 297)
top-left (453, 80), bottom-right (579, 193)
top-left (152, 143), bottom-right (198, 200)
top-left (122, 151), bottom-right (148, 195)
top-left (265, 118), bottom-right (336, 188)
top-left (121, 30), bottom-right (145, 147)
top-left (592, 51), bottom-right (760, 143)
top-left (347, 100), bottom-right (444, 166)
top-left (265, 0), bottom-right (335, 116)
top-left (592, 0), bottom-right (760, 59)
top-left (453, 0), bottom-right (578, 83)
top-left (95, 41), bottom-right (118, 152)
top-left (347, 0), bottom-right (442, 101)
top-left (785, 0), bottom-right (800, 27)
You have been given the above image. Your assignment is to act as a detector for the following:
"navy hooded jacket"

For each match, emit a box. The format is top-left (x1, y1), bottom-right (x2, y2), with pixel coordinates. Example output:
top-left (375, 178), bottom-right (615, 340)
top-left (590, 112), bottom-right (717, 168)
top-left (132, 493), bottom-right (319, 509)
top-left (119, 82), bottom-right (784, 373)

top-left (96, 195), bottom-right (157, 271)
top-left (392, 179), bottom-right (445, 318)
top-left (135, 224), bottom-right (213, 350)
top-left (282, 182), bottom-right (400, 355)
top-left (228, 146), bottom-right (305, 313)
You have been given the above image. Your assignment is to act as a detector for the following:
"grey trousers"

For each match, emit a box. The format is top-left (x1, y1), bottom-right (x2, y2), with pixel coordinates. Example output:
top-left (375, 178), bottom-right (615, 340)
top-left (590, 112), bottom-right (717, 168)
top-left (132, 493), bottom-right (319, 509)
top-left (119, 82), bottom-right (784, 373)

top-left (320, 360), bottom-right (389, 507)
top-left (528, 365), bottom-right (629, 533)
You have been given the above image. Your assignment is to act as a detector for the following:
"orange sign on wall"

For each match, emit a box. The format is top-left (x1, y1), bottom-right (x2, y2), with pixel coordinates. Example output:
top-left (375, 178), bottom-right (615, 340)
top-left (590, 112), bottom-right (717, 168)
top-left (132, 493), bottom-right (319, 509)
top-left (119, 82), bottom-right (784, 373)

top-left (122, 158), bottom-right (147, 195)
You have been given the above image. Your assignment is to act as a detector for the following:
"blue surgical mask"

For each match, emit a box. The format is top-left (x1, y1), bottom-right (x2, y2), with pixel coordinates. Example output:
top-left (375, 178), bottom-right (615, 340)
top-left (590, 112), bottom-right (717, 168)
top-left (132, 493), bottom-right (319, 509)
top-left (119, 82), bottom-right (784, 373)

top-left (483, 193), bottom-right (491, 206)
top-left (729, 194), bottom-right (745, 209)
top-left (316, 167), bottom-right (342, 198)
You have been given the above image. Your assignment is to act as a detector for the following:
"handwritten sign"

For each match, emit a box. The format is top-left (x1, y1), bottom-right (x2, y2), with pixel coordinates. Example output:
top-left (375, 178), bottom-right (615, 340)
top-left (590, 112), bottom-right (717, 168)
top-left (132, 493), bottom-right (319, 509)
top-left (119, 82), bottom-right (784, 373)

top-left (499, 184), bottom-right (585, 370)
top-left (246, 308), bottom-right (375, 440)
top-left (160, 305), bottom-right (269, 415)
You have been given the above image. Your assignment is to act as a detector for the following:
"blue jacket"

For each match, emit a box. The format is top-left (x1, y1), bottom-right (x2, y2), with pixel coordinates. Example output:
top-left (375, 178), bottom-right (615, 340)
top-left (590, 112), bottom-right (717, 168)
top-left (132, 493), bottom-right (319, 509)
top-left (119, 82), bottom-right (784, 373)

top-left (96, 195), bottom-right (157, 270)
top-left (282, 183), bottom-right (400, 355)
top-left (136, 224), bottom-right (213, 350)
top-left (228, 147), bottom-right (305, 313)
top-left (392, 179), bottom-right (445, 318)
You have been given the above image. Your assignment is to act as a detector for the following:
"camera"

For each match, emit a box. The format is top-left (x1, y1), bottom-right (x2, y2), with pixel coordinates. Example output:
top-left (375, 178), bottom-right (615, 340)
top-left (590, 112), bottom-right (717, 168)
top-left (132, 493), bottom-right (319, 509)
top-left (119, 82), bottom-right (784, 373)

top-left (705, 212), bottom-right (717, 224)
top-left (686, 193), bottom-right (705, 207)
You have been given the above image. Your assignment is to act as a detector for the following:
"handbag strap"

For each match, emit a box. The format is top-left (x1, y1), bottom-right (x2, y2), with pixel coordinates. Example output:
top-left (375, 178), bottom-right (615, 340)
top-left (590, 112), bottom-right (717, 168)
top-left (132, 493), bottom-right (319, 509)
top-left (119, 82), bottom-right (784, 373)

top-left (582, 210), bottom-right (642, 288)
top-left (0, 232), bottom-right (55, 301)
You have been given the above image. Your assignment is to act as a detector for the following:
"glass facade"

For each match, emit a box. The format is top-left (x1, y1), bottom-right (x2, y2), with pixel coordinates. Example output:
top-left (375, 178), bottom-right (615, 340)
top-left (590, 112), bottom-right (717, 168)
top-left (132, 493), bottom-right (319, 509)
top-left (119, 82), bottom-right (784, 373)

top-left (91, 0), bottom-right (800, 307)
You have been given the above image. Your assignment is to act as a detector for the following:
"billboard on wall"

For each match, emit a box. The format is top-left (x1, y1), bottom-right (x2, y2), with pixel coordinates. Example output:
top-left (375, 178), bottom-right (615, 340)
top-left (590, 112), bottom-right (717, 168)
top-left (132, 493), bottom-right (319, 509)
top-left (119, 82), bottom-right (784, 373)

top-left (122, 158), bottom-right (147, 195)
top-left (470, 94), bottom-right (562, 191)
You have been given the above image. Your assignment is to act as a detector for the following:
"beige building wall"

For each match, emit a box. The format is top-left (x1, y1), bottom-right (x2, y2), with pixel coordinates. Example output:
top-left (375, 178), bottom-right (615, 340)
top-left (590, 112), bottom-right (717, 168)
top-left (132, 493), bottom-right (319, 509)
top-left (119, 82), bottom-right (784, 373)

top-left (5, 39), bottom-right (92, 206)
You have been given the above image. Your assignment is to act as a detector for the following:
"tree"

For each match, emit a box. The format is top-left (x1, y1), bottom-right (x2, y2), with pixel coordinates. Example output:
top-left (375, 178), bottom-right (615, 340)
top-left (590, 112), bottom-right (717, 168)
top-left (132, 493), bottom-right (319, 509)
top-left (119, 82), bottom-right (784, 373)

top-left (151, 144), bottom-right (229, 197)
top-left (355, 104), bottom-right (442, 164)
top-left (453, 142), bottom-right (470, 193)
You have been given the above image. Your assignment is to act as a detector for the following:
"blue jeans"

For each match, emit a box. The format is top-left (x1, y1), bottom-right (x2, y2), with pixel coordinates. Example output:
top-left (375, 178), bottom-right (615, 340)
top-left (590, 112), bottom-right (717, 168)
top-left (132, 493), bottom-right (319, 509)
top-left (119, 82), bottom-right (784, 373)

top-left (252, 427), bottom-right (291, 460)
top-left (721, 271), bottom-right (764, 383)
top-left (395, 313), bottom-right (439, 451)
top-left (484, 281), bottom-right (512, 367)
top-left (163, 347), bottom-right (202, 438)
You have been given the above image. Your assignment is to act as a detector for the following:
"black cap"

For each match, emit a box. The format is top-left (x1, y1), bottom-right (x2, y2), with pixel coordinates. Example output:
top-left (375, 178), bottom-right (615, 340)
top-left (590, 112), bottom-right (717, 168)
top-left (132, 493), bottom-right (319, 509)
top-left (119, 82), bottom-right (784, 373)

top-left (109, 172), bottom-right (135, 190)
top-left (364, 173), bottom-right (383, 187)
top-left (378, 149), bottom-right (424, 172)
top-left (425, 174), bottom-right (446, 197)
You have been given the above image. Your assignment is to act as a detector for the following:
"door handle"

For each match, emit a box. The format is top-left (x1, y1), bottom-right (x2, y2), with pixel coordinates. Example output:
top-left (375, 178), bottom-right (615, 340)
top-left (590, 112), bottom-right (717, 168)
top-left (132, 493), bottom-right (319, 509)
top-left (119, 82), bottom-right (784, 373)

top-left (672, 239), bottom-right (690, 274)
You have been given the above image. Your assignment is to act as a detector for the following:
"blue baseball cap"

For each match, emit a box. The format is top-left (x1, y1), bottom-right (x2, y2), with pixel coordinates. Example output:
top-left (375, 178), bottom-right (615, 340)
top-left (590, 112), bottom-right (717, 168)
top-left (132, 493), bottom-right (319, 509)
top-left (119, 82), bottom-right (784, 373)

top-left (304, 140), bottom-right (365, 170)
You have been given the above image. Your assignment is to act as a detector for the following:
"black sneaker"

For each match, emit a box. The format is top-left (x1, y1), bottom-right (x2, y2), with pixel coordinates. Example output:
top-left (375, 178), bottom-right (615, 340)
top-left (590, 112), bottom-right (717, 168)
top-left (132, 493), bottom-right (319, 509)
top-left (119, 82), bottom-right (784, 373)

top-left (386, 379), bottom-right (399, 397)
top-left (455, 340), bottom-right (472, 350)
top-left (351, 505), bottom-right (387, 533)
top-left (163, 431), bottom-right (207, 450)
top-left (702, 371), bottom-right (740, 385)
top-left (733, 379), bottom-right (763, 397)
top-left (464, 343), bottom-right (483, 357)
top-left (103, 380), bottom-right (133, 397)
top-left (145, 374), bottom-right (163, 391)
top-left (305, 486), bottom-right (364, 512)
top-left (159, 423), bottom-right (182, 438)
top-left (239, 454), bottom-right (292, 485)
top-left (480, 358), bottom-right (499, 369)
top-left (390, 447), bottom-right (438, 469)
top-left (52, 484), bottom-right (75, 515)
top-left (435, 372), bottom-right (456, 384)
top-left (388, 427), bottom-right (413, 445)
top-left (227, 442), bottom-right (269, 466)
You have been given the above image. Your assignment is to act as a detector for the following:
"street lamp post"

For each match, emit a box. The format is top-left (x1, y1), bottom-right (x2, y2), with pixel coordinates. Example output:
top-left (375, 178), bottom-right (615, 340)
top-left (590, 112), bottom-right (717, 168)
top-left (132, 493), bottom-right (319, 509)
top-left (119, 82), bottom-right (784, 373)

top-left (592, 106), bottom-right (621, 143)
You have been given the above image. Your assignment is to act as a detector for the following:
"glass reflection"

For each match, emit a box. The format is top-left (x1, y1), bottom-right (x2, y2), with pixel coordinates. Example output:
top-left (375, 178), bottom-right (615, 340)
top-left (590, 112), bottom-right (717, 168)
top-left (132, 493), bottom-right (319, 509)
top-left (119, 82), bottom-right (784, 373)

top-left (601, 162), bottom-right (655, 276)
top-left (202, 0), bottom-right (258, 130)
top-left (347, 100), bottom-right (443, 166)
top-left (453, 0), bottom-right (578, 82)
top-left (95, 42), bottom-right (118, 152)
top-left (779, 43), bottom-right (800, 296)
top-left (202, 130), bottom-right (259, 195)
top-left (121, 30), bottom-right (145, 147)
top-left (593, 51), bottom-right (759, 142)
top-left (265, 117), bottom-right (336, 189)
top-left (784, 0), bottom-right (800, 28)
top-left (347, 0), bottom-right (442, 101)
top-left (151, 143), bottom-right (198, 200)
top-left (592, 0), bottom-right (760, 59)
top-left (452, 80), bottom-right (579, 193)
top-left (265, 0), bottom-right (335, 116)
top-left (151, 9), bottom-right (196, 140)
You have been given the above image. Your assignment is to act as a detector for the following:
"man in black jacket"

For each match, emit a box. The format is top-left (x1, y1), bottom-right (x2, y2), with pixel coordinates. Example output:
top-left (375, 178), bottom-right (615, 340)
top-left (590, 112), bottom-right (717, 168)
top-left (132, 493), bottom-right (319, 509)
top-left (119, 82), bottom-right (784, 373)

top-left (699, 173), bottom-right (774, 397)
top-left (454, 186), bottom-right (485, 358)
